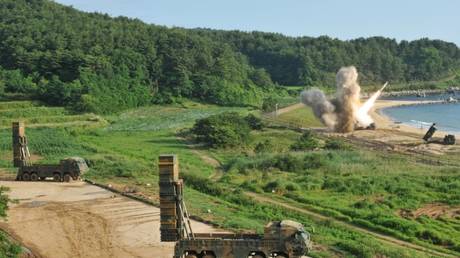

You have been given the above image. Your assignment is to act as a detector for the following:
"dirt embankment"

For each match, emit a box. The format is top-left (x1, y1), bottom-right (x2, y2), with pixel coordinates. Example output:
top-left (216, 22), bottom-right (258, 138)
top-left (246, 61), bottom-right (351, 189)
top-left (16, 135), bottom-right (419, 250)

top-left (400, 203), bottom-right (460, 219)
top-left (0, 181), bottom-right (222, 258)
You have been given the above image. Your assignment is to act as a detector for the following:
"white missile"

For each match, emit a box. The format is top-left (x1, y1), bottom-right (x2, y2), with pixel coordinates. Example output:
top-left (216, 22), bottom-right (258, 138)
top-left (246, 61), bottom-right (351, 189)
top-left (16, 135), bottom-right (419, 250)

top-left (379, 82), bottom-right (389, 92)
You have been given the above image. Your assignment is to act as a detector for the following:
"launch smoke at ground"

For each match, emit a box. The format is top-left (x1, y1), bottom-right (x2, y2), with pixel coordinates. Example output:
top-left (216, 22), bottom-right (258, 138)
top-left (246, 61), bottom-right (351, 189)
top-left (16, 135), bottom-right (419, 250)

top-left (301, 66), bottom-right (387, 133)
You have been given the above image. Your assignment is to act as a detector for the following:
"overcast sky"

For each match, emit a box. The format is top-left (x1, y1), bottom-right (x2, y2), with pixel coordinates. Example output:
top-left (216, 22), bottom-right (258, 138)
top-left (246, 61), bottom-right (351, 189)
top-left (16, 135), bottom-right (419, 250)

top-left (55, 0), bottom-right (459, 46)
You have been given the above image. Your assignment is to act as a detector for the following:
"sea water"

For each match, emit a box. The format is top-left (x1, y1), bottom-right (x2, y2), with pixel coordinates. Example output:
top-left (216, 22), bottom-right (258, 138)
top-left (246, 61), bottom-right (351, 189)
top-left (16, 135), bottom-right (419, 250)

top-left (381, 93), bottom-right (460, 134)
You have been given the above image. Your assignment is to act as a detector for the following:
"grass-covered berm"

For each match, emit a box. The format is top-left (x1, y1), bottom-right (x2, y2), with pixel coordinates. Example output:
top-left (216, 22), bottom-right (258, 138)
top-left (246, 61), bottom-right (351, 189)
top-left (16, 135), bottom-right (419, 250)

top-left (0, 100), bottom-right (459, 258)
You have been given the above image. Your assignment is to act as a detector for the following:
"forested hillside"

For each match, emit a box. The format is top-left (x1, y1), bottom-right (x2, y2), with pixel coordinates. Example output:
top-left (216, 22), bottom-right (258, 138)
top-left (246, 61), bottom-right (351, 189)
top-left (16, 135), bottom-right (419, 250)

top-left (0, 0), bottom-right (459, 113)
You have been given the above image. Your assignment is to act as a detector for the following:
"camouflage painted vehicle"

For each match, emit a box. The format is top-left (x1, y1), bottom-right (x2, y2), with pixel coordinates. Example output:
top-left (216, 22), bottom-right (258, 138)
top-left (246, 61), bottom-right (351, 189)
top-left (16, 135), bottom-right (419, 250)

top-left (175, 220), bottom-right (311, 258)
top-left (16, 157), bottom-right (88, 182)
top-left (12, 122), bottom-right (88, 182)
top-left (158, 154), bottom-right (312, 258)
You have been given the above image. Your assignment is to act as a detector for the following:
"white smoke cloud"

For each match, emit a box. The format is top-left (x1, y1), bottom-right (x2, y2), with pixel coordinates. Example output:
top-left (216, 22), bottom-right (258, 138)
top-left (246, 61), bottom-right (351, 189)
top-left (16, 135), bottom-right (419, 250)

top-left (300, 89), bottom-right (337, 128)
top-left (301, 66), bottom-right (386, 133)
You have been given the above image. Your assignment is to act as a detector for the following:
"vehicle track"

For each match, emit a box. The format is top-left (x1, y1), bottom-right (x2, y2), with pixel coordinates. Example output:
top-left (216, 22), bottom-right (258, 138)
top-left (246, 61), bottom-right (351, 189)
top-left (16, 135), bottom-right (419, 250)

top-left (245, 185), bottom-right (457, 257)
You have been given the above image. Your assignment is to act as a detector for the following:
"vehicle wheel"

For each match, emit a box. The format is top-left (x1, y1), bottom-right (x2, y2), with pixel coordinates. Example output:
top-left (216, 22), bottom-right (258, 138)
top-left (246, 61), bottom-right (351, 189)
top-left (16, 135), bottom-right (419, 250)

top-left (30, 173), bottom-right (39, 181)
top-left (22, 173), bottom-right (30, 181)
top-left (63, 174), bottom-right (71, 183)
top-left (53, 173), bottom-right (61, 182)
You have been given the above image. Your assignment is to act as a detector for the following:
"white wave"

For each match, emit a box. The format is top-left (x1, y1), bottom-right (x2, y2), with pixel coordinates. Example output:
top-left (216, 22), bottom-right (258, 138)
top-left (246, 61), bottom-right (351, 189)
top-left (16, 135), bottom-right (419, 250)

top-left (409, 120), bottom-right (433, 125)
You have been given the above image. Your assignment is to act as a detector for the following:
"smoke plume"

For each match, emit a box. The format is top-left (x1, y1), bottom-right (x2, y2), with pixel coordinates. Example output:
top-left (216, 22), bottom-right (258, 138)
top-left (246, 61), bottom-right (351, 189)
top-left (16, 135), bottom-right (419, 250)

top-left (301, 66), bottom-right (386, 133)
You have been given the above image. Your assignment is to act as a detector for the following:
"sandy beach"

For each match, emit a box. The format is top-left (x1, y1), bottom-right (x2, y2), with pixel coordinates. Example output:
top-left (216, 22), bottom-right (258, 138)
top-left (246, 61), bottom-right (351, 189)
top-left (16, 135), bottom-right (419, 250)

top-left (370, 99), bottom-right (460, 137)
top-left (350, 99), bottom-right (460, 156)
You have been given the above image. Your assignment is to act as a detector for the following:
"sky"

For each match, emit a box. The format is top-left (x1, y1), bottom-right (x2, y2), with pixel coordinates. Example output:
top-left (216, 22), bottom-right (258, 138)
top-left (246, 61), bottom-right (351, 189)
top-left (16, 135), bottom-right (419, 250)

top-left (54, 0), bottom-right (459, 46)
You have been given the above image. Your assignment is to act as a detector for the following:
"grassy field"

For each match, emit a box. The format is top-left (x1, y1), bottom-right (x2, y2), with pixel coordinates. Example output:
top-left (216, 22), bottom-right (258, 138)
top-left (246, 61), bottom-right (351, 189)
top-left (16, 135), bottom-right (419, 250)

top-left (0, 101), bottom-right (106, 129)
top-left (1, 100), bottom-right (459, 257)
top-left (276, 106), bottom-right (323, 128)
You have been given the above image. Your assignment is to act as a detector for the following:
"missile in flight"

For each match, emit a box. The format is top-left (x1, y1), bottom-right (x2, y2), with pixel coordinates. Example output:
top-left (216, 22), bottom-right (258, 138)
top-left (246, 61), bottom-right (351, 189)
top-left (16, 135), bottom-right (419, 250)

top-left (379, 82), bottom-right (389, 92)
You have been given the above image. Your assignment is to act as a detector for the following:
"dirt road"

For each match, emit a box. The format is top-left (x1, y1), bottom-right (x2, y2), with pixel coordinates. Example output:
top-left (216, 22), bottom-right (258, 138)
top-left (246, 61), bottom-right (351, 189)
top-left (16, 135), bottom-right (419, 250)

top-left (0, 181), bottom-right (221, 258)
top-left (245, 192), bottom-right (456, 258)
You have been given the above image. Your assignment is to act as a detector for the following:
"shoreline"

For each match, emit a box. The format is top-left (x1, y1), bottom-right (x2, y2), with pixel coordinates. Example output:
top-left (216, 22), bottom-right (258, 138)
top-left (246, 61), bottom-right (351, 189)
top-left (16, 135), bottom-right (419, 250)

top-left (362, 88), bottom-right (460, 98)
top-left (371, 100), bottom-right (460, 137)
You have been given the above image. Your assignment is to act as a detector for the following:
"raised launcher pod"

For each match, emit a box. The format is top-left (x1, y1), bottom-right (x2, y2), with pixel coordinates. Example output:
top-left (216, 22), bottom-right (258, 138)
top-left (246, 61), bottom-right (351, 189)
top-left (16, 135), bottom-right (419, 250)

top-left (12, 122), bottom-right (30, 167)
top-left (159, 154), bottom-right (311, 258)
top-left (159, 154), bottom-right (193, 242)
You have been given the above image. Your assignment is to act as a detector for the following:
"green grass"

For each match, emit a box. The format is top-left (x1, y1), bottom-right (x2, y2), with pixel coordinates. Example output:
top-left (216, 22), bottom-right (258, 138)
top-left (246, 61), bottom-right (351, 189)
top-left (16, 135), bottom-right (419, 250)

top-left (0, 230), bottom-right (20, 258)
top-left (216, 132), bottom-right (460, 255)
top-left (1, 100), bottom-right (460, 257)
top-left (0, 187), bottom-right (21, 258)
top-left (0, 100), bottom-right (105, 129)
top-left (0, 101), bottom-right (38, 110)
top-left (276, 106), bottom-right (323, 128)
top-left (107, 104), bottom-right (249, 131)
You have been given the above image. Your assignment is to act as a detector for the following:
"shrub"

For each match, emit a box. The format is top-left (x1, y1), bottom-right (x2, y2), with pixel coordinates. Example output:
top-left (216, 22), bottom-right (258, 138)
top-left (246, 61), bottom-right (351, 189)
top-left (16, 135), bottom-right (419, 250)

top-left (0, 187), bottom-right (21, 256)
top-left (240, 181), bottom-right (262, 192)
top-left (322, 177), bottom-right (347, 192)
top-left (285, 183), bottom-right (300, 191)
top-left (245, 114), bottom-right (263, 130)
top-left (303, 153), bottom-right (326, 169)
top-left (290, 131), bottom-right (319, 150)
top-left (324, 138), bottom-right (351, 150)
top-left (254, 140), bottom-right (275, 153)
top-left (192, 112), bottom-right (250, 148)
top-left (181, 173), bottom-right (226, 196)
top-left (0, 187), bottom-right (11, 218)
top-left (225, 153), bottom-right (326, 174)
top-left (273, 154), bottom-right (304, 172)
top-left (335, 240), bottom-right (373, 258)
top-left (416, 229), bottom-right (448, 245)
top-left (86, 155), bottom-right (146, 178)
top-left (261, 96), bottom-right (277, 112)
top-left (263, 180), bottom-right (284, 193)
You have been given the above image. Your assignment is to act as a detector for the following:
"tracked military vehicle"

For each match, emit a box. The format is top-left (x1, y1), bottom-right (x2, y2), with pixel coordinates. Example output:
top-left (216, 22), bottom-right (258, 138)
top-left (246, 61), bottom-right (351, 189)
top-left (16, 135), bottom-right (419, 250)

top-left (13, 122), bottom-right (88, 182)
top-left (158, 154), bottom-right (311, 258)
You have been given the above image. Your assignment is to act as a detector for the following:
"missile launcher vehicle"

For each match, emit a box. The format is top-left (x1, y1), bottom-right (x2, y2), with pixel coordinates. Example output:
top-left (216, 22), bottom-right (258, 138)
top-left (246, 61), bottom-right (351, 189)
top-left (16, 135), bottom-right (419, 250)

top-left (13, 122), bottom-right (88, 182)
top-left (158, 154), bottom-right (312, 258)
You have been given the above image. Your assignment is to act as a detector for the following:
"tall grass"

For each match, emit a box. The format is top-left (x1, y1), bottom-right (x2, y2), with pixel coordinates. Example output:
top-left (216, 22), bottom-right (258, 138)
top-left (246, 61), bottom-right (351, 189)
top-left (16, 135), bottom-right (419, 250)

top-left (1, 100), bottom-right (459, 256)
top-left (221, 146), bottom-right (460, 253)
top-left (0, 107), bottom-right (70, 118)
top-left (107, 105), bottom-right (248, 131)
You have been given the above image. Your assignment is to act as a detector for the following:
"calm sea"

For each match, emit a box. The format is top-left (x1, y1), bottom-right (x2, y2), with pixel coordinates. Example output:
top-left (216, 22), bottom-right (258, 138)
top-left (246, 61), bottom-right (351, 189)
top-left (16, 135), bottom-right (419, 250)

top-left (381, 93), bottom-right (460, 134)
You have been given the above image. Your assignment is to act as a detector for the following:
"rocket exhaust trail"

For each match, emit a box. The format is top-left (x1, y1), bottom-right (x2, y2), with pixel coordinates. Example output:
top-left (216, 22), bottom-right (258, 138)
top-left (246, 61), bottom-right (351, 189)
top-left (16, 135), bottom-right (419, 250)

top-left (379, 82), bottom-right (389, 92)
top-left (361, 81), bottom-right (389, 110)
top-left (356, 82), bottom-right (389, 125)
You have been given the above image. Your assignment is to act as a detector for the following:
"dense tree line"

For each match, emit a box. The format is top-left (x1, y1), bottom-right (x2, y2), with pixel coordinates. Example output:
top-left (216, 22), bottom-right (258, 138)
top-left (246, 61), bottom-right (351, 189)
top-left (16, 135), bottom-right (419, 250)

top-left (0, 0), bottom-right (459, 113)
top-left (198, 30), bottom-right (460, 86)
top-left (0, 0), bottom-right (276, 113)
